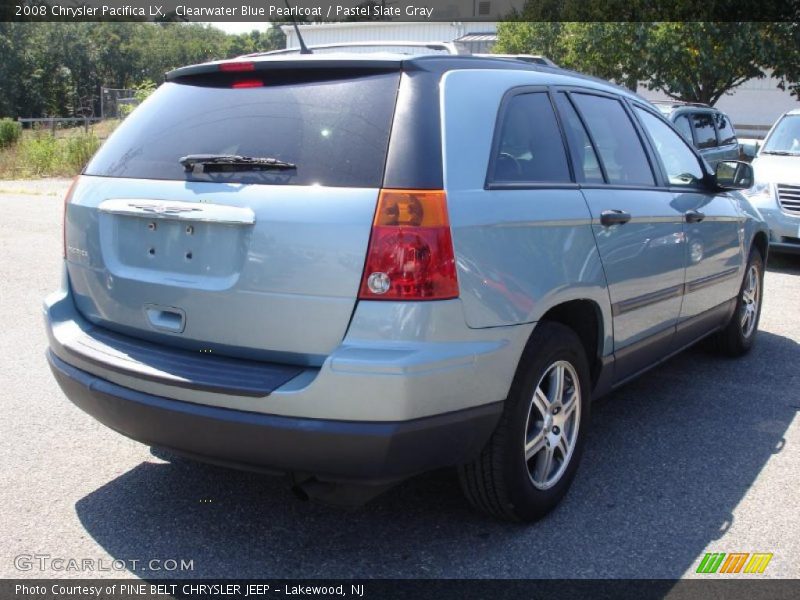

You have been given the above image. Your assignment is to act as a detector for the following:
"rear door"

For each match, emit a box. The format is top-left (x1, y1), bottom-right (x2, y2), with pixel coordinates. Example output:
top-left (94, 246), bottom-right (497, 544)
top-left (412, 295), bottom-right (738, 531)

top-left (66, 66), bottom-right (401, 364)
top-left (559, 91), bottom-right (687, 382)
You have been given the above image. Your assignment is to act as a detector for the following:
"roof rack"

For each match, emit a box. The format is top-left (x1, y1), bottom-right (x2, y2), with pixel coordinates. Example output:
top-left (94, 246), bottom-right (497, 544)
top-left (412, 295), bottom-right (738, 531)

top-left (471, 53), bottom-right (558, 67)
top-left (245, 41), bottom-right (466, 57)
top-left (243, 42), bottom-right (558, 66)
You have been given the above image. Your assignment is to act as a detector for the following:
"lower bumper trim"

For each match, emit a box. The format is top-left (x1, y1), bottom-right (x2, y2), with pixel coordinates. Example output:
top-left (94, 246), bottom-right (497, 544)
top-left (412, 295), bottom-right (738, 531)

top-left (48, 351), bottom-right (502, 485)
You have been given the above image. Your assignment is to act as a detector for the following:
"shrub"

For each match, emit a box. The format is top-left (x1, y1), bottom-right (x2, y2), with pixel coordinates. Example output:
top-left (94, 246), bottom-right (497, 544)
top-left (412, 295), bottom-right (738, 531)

top-left (18, 133), bottom-right (59, 175)
top-left (0, 118), bottom-right (22, 148)
top-left (63, 133), bottom-right (100, 172)
top-left (15, 130), bottom-right (99, 176)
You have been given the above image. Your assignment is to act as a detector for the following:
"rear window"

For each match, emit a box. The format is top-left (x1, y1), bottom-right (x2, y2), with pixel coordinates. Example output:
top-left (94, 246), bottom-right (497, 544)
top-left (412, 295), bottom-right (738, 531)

top-left (489, 91), bottom-right (571, 184)
top-left (715, 112), bottom-right (737, 146)
top-left (85, 71), bottom-right (400, 187)
top-left (571, 93), bottom-right (655, 187)
top-left (691, 113), bottom-right (718, 149)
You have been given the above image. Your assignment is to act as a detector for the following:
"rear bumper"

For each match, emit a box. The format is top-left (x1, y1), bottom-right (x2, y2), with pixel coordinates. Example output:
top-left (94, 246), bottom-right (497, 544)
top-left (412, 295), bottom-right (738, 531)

top-left (48, 350), bottom-right (502, 484)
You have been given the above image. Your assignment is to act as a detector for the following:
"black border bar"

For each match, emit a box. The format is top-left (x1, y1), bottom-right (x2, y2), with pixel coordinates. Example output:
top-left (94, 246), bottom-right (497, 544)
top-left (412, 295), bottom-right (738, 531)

top-left (3, 579), bottom-right (800, 600)
top-left (2, 0), bottom-right (800, 22)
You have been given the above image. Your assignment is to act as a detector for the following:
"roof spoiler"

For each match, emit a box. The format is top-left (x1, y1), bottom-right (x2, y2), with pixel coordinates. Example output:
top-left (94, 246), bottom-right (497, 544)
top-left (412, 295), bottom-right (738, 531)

top-left (165, 57), bottom-right (403, 82)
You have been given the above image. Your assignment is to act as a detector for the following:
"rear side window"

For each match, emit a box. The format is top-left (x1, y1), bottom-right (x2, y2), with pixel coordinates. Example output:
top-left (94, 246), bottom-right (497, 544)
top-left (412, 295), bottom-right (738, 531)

top-left (691, 113), bottom-right (718, 149)
top-left (673, 115), bottom-right (693, 143)
top-left (571, 93), bottom-right (655, 186)
top-left (715, 112), bottom-right (737, 145)
top-left (85, 72), bottom-right (400, 187)
top-left (489, 92), bottom-right (571, 184)
top-left (554, 93), bottom-right (603, 183)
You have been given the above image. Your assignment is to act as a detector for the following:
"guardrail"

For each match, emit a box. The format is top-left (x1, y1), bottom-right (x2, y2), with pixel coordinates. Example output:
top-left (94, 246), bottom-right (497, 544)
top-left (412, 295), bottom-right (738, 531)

top-left (734, 124), bottom-right (771, 140)
top-left (17, 117), bottom-right (102, 134)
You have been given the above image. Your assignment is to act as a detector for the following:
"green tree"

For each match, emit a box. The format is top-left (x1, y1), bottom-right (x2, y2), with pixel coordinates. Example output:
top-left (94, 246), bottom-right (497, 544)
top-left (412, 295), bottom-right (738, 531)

top-left (494, 19), bottom-right (800, 106)
top-left (643, 22), bottom-right (777, 105)
top-left (562, 23), bottom-right (651, 92)
top-left (493, 22), bottom-right (567, 65)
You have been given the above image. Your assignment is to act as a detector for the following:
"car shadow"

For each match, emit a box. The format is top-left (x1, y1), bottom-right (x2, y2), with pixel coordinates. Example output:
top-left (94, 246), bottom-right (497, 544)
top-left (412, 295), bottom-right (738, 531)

top-left (766, 253), bottom-right (800, 275)
top-left (75, 332), bottom-right (798, 579)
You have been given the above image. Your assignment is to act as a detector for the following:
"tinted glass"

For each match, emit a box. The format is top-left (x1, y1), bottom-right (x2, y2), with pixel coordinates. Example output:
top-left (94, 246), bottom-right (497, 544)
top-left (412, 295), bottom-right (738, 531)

top-left (714, 112), bottom-right (737, 145)
top-left (762, 115), bottom-right (800, 154)
top-left (85, 73), bottom-right (400, 187)
top-left (674, 115), bottom-right (693, 143)
top-left (691, 113), bottom-right (718, 149)
top-left (554, 93), bottom-right (603, 183)
top-left (636, 108), bottom-right (705, 187)
top-left (490, 92), bottom-right (571, 183)
top-left (571, 94), bottom-right (654, 186)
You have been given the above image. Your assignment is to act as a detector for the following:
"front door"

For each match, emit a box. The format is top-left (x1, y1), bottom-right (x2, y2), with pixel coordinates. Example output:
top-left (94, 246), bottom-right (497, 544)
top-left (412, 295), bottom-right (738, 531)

top-left (632, 106), bottom-right (745, 347)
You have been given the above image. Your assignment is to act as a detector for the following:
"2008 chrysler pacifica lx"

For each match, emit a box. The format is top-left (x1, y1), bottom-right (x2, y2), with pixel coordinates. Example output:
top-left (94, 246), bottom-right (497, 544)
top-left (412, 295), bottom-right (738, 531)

top-left (46, 54), bottom-right (767, 521)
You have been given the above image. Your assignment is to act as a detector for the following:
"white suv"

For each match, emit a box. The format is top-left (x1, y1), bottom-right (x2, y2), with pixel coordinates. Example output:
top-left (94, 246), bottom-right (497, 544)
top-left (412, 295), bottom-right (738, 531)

top-left (745, 108), bottom-right (800, 254)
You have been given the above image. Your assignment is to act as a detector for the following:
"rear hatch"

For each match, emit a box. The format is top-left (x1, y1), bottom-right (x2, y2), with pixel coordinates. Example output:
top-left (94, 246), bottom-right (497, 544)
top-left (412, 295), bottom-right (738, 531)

top-left (66, 62), bottom-right (401, 365)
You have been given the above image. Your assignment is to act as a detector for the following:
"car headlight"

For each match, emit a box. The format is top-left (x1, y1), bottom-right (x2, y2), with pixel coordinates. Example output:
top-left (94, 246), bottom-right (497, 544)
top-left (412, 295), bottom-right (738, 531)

top-left (742, 182), bottom-right (775, 206)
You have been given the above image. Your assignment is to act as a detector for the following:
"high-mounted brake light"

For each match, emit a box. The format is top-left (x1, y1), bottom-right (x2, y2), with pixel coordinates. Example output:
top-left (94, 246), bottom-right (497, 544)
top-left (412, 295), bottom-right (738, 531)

top-left (359, 189), bottom-right (459, 301)
top-left (62, 176), bottom-right (79, 259)
top-left (219, 61), bottom-right (256, 72)
top-left (231, 79), bottom-right (264, 89)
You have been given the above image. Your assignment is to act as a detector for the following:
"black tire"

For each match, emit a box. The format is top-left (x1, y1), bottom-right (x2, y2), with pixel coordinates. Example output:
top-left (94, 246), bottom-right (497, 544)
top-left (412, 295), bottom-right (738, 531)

top-left (710, 247), bottom-right (764, 357)
top-left (458, 322), bottom-right (591, 522)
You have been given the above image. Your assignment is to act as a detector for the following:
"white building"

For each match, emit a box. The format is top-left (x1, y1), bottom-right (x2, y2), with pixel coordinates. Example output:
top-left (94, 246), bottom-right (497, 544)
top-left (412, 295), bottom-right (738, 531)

top-left (282, 22), bottom-right (799, 136)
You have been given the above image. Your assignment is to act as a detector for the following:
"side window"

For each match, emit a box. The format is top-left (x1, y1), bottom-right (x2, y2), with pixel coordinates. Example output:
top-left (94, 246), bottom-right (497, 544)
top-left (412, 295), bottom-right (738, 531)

top-left (715, 112), bottom-right (737, 146)
top-left (673, 115), bottom-right (693, 143)
top-left (489, 92), bottom-right (571, 184)
top-left (554, 93), bottom-right (604, 183)
top-left (691, 113), bottom-right (718, 148)
top-left (571, 93), bottom-right (655, 186)
top-left (635, 107), bottom-right (705, 187)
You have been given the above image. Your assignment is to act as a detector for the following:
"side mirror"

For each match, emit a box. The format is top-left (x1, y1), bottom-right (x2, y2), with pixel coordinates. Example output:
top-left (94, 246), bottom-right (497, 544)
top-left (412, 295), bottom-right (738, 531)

top-left (715, 161), bottom-right (754, 190)
top-left (739, 141), bottom-right (759, 160)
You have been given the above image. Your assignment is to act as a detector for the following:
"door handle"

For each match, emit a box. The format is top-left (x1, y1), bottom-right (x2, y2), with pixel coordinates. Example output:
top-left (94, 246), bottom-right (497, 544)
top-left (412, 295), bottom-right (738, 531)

top-left (600, 210), bottom-right (632, 226)
top-left (685, 210), bottom-right (706, 223)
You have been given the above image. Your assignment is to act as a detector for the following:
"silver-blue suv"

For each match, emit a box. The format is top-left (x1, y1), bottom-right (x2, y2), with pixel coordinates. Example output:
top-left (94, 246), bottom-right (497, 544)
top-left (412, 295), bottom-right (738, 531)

top-left (46, 54), bottom-right (768, 521)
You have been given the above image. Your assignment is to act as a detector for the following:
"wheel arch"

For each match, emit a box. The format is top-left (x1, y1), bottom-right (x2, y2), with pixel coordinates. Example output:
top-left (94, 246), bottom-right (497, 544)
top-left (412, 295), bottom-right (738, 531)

top-left (751, 230), bottom-right (768, 262)
top-left (537, 299), bottom-right (606, 389)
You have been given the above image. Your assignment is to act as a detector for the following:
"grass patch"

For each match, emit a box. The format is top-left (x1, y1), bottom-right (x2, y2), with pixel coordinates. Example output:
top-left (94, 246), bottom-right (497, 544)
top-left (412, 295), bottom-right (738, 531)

top-left (0, 121), bottom-right (116, 179)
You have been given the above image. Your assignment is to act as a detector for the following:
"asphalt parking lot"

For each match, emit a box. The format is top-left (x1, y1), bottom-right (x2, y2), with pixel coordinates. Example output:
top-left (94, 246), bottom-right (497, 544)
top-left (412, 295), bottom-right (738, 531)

top-left (1, 179), bottom-right (798, 580)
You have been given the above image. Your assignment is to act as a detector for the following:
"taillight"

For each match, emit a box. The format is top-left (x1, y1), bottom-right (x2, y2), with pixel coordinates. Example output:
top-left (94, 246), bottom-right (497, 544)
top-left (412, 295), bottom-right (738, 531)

top-left (62, 176), bottom-right (79, 259)
top-left (219, 61), bottom-right (255, 72)
top-left (358, 189), bottom-right (459, 301)
top-left (231, 79), bottom-right (264, 89)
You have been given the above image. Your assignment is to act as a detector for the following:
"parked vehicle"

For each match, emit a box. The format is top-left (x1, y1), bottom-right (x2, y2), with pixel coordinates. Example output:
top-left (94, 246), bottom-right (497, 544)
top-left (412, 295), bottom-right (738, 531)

top-left (653, 101), bottom-right (740, 168)
top-left (46, 54), bottom-right (767, 521)
top-left (743, 108), bottom-right (800, 255)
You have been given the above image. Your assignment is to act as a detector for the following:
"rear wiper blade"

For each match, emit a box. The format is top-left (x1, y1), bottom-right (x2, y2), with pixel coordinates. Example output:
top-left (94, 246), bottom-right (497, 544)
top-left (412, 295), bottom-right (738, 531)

top-left (180, 154), bottom-right (297, 172)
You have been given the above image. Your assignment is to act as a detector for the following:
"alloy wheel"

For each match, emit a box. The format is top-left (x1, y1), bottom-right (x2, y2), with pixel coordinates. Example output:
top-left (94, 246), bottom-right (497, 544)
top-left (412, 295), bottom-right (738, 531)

top-left (740, 264), bottom-right (760, 338)
top-left (523, 360), bottom-right (582, 490)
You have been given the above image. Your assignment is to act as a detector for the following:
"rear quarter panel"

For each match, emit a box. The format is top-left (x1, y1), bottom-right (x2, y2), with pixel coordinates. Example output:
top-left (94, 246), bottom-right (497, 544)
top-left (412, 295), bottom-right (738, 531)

top-left (440, 69), bottom-right (614, 357)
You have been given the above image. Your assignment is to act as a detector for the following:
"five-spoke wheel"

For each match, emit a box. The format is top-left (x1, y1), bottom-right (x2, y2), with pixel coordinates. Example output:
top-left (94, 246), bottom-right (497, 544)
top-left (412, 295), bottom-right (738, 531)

top-left (524, 361), bottom-right (581, 490)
